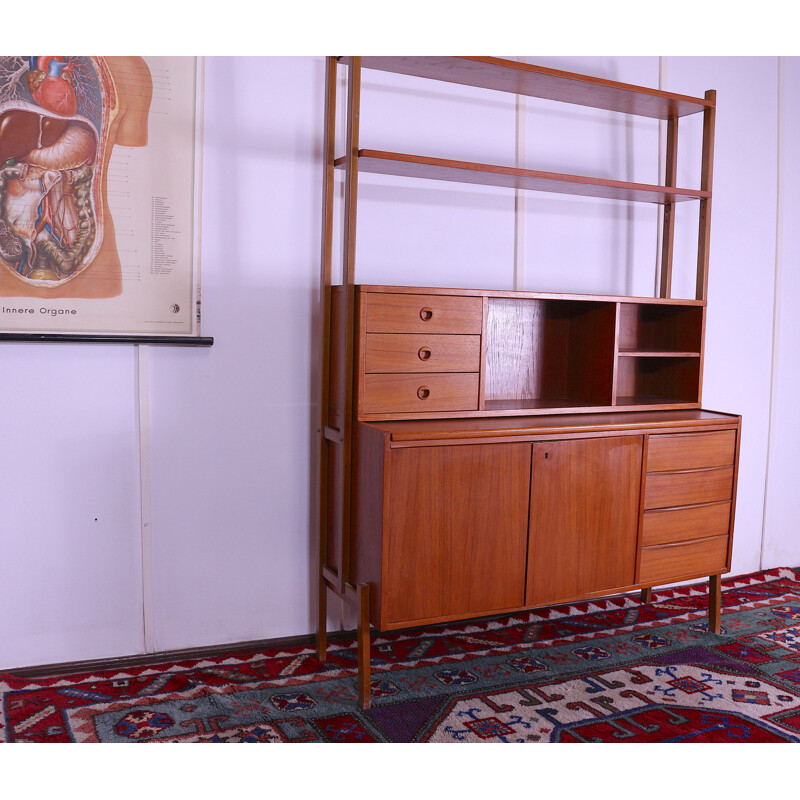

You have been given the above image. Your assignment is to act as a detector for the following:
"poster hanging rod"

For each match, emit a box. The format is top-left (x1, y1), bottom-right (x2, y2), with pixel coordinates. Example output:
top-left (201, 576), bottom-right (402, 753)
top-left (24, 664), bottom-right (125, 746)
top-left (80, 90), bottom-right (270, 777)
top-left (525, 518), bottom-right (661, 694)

top-left (0, 334), bottom-right (214, 346)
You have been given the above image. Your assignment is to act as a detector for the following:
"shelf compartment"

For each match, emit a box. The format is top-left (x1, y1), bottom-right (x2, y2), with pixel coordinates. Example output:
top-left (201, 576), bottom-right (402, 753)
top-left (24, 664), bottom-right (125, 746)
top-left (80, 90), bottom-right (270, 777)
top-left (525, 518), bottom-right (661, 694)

top-left (337, 150), bottom-right (709, 205)
top-left (615, 356), bottom-right (701, 407)
top-left (341, 56), bottom-right (712, 119)
top-left (618, 302), bottom-right (704, 353)
top-left (484, 297), bottom-right (616, 409)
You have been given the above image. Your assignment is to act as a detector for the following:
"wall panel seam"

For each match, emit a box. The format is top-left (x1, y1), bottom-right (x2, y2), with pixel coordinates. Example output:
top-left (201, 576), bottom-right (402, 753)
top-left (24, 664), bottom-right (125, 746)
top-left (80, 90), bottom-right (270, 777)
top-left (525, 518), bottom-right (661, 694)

top-left (761, 56), bottom-right (784, 570)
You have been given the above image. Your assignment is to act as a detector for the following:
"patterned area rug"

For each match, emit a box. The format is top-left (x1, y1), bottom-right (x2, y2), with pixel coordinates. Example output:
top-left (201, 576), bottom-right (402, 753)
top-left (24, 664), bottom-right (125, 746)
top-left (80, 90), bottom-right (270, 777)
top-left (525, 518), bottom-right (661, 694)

top-left (3, 567), bottom-right (800, 743)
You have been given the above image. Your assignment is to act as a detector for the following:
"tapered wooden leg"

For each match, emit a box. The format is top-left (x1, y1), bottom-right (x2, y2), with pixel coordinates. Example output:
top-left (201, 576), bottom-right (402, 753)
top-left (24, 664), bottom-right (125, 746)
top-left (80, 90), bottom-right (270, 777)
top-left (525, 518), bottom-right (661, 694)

top-left (316, 571), bottom-right (328, 662)
top-left (356, 583), bottom-right (371, 709)
top-left (709, 574), bottom-right (722, 634)
top-left (640, 587), bottom-right (653, 604)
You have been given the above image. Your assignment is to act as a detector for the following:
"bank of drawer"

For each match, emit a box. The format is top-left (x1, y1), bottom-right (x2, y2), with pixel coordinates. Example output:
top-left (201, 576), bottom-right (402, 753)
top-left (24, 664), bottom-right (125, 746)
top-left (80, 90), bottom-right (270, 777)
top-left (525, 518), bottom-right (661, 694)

top-left (642, 501), bottom-right (731, 547)
top-left (362, 373), bottom-right (479, 414)
top-left (647, 430), bottom-right (736, 472)
top-left (365, 293), bottom-right (483, 334)
top-left (639, 534), bottom-right (729, 585)
top-left (644, 466), bottom-right (733, 510)
top-left (365, 333), bottom-right (481, 374)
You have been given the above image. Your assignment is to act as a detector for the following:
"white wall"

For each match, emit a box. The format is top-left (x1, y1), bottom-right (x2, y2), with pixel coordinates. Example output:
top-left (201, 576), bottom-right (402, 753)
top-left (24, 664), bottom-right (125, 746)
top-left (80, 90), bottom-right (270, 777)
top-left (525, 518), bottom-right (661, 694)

top-left (1, 56), bottom-right (797, 669)
top-left (764, 57), bottom-right (800, 567)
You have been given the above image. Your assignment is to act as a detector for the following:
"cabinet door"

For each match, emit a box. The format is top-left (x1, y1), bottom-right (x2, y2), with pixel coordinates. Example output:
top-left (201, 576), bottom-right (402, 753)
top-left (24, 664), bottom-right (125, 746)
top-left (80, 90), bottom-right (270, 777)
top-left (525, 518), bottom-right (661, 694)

top-left (382, 443), bottom-right (530, 626)
top-left (527, 436), bottom-right (642, 606)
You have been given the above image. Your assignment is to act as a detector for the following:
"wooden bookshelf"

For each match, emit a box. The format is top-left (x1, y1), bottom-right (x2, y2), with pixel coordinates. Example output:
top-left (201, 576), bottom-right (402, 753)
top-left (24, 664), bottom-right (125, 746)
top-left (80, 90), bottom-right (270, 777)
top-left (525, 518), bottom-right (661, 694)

top-left (317, 57), bottom-right (736, 711)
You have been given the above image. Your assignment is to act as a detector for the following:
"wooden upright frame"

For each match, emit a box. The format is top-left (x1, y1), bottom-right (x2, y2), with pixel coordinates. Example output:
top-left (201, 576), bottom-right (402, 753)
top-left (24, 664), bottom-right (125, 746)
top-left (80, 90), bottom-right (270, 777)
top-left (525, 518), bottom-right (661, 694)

top-left (316, 57), bottom-right (720, 710)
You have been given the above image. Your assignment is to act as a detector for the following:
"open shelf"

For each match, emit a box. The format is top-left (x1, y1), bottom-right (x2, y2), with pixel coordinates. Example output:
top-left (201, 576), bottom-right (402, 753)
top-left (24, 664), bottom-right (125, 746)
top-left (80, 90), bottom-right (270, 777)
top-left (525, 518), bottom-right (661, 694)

top-left (484, 297), bottom-right (617, 409)
top-left (619, 349), bottom-right (702, 358)
top-left (615, 356), bottom-right (701, 407)
top-left (615, 396), bottom-right (699, 407)
top-left (337, 150), bottom-right (709, 205)
top-left (341, 56), bottom-right (712, 119)
top-left (618, 303), bottom-right (705, 353)
top-left (483, 398), bottom-right (606, 412)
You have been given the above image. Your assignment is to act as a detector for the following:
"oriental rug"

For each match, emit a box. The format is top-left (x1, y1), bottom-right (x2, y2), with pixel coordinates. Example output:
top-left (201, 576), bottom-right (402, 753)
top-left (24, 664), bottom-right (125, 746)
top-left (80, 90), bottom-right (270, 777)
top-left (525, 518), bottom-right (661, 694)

top-left (3, 567), bottom-right (800, 743)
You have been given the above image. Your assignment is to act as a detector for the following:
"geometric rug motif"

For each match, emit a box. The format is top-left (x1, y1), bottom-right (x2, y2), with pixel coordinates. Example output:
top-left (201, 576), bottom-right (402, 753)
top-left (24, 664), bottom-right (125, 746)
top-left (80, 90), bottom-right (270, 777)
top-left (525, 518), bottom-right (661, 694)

top-left (2, 567), bottom-right (800, 743)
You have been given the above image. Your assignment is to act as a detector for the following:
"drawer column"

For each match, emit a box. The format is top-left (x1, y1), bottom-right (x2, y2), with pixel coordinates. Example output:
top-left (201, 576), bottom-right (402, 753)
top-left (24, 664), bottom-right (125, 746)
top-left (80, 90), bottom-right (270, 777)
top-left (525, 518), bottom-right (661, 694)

top-left (639, 428), bottom-right (738, 633)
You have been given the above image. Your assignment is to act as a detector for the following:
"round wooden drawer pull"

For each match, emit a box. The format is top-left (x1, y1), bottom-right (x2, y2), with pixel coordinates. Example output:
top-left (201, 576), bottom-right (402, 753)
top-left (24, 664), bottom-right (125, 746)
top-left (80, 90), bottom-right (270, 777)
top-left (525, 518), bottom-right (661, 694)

top-left (419, 307), bottom-right (434, 321)
top-left (418, 347), bottom-right (432, 361)
top-left (417, 386), bottom-right (431, 400)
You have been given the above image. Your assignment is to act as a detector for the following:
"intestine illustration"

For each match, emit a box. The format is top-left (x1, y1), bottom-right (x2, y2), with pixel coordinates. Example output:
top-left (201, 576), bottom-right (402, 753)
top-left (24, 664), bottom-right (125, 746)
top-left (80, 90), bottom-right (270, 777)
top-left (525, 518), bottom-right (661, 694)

top-left (0, 57), bottom-right (150, 291)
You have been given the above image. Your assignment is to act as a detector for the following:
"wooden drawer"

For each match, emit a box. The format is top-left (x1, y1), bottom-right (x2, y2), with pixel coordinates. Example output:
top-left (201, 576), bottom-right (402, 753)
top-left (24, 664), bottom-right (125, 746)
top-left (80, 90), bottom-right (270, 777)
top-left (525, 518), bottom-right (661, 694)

top-left (647, 430), bottom-right (736, 472)
top-left (365, 333), bottom-right (481, 373)
top-left (644, 466), bottom-right (733, 510)
top-left (639, 534), bottom-right (729, 584)
top-left (362, 373), bottom-right (479, 414)
top-left (365, 293), bottom-right (483, 334)
top-left (642, 501), bottom-right (731, 547)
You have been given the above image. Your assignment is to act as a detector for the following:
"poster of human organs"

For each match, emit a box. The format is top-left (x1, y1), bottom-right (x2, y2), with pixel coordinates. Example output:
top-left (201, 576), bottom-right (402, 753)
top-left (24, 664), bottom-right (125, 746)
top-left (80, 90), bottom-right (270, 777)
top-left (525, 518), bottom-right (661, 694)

top-left (0, 56), bottom-right (202, 337)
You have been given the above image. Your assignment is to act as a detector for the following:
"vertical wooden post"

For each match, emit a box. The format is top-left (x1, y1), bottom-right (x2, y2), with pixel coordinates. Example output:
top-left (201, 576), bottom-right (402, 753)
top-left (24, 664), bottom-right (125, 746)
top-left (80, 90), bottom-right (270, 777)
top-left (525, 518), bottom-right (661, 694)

top-left (659, 116), bottom-right (678, 298)
top-left (335, 57), bottom-right (362, 595)
top-left (709, 573), bottom-right (722, 634)
top-left (696, 90), bottom-right (716, 301)
top-left (357, 583), bottom-right (371, 709)
top-left (640, 587), bottom-right (653, 604)
top-left (316, 56), bottom-right (338, 662)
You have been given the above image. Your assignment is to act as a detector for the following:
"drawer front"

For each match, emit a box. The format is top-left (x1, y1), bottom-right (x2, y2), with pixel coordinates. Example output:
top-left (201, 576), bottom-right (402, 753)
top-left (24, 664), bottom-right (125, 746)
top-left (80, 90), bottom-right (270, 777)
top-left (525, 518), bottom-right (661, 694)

top-left (365, 293), bottom-right (483, 334)
top-left (647, 430), bottom-right (736, 472)
top-left (362, 373), bottom-right (479, 414)
top-left (365, 333), bottom-right (481, 374)
top-left (642, 501), bottom-right (731, 547)
top-left (644, 466), bottom-right (733, 510)
top-left (639, 535), bottom-right (729, 584)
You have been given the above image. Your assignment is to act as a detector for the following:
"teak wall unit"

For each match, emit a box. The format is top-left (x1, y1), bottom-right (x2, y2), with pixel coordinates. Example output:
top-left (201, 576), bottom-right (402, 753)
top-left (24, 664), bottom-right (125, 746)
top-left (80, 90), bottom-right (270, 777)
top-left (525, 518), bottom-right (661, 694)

top-left (316, 56), bottom-right (741, 709)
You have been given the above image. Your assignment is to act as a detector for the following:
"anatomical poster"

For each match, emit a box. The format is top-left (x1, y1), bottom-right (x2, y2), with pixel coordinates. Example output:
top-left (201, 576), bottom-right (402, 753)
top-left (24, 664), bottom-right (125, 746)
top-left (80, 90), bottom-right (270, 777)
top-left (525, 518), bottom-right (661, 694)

top-left (0, 56), bottom-right (202, 337)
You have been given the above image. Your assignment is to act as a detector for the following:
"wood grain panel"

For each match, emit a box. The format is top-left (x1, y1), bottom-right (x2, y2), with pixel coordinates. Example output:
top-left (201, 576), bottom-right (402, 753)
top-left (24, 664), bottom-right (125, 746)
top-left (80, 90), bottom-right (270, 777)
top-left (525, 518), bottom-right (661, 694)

top-left (382, 443), bottom-right (530, 625)
top-left (364, 334), bottom-right (480, 373)
top-left (362, 373), bottom-right (479, 414)
top-left (350, 424), bottom-right (387, 626)
top-left (365, 292), bottom-right (482, 334)
top-left (642, 501), bottom-right (731, 547)
top-left (647, 430), bottom-right (735, 472)
top-left (527, 436), bottom-right (642, 606)
top-left (484, 298), bottom-right (548, 402)
top-left (644, 466), bottom-right (733, 510)
top-left (639, 535), bottom-right (728, 584)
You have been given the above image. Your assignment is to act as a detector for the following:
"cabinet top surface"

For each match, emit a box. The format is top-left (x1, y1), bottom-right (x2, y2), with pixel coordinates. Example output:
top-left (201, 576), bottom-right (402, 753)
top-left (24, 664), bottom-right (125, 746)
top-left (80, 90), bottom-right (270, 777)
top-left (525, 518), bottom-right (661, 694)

top-left (357, 285), bottom-right (706, 306)
top-left (339, 56), bottom-right (713, 119)
top-left (363, 410), bottom-right (741, 442)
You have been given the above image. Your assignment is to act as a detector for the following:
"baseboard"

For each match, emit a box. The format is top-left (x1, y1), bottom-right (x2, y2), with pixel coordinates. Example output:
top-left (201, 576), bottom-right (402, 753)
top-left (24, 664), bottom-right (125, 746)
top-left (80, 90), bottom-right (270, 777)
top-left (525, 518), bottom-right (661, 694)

top-left (4, 629), bottom-right (353, 679)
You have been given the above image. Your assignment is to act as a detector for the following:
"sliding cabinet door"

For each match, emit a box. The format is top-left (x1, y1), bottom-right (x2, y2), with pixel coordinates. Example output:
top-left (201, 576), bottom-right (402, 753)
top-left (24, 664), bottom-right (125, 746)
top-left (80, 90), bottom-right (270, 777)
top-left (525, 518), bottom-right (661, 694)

top-left (382, 442), bottom-right (530, 627)
top-left (527, 436), bottom-right (642, 606)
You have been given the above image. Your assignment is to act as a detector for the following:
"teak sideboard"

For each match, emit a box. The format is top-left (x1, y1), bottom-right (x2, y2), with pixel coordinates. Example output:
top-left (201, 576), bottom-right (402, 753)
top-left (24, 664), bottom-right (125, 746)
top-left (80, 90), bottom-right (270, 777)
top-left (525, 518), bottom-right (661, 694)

top-left (315, 57), bottom-right (741, 709)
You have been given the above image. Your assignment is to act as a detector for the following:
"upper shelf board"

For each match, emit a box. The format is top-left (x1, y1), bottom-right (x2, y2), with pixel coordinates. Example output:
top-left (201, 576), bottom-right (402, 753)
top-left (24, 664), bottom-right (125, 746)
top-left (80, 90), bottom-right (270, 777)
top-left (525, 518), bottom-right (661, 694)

top-left (339, 56), bottom-right (713, 119)
top-left (336, 150), bottom-right (710, 204)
